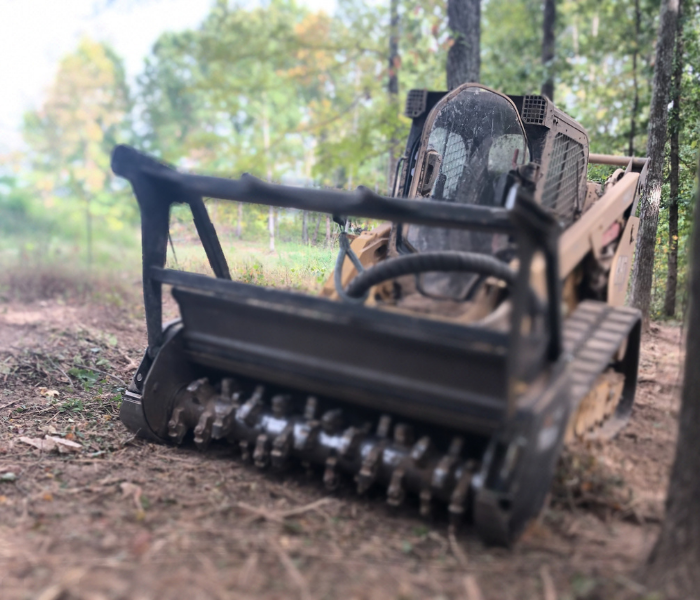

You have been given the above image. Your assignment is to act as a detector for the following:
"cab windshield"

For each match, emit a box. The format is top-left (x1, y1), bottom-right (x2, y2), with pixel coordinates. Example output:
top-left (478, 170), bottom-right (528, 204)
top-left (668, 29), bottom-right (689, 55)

top-left (404, 86), bottom-right (528, 300)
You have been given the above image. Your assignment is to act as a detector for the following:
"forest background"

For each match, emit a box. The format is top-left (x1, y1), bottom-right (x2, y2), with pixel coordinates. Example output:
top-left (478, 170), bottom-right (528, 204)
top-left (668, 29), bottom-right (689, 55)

top-left (1, 0), bottom-right (699, 317)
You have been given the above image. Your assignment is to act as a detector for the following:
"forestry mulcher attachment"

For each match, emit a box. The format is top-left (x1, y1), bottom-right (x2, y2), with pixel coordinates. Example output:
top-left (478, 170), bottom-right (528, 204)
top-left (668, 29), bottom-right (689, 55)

top-left (113, 84), bottom-right (645, 545)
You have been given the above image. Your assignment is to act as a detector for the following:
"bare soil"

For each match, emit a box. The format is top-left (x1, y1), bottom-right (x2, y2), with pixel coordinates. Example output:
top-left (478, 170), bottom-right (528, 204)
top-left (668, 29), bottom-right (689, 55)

top-left (0, 296), bottom-right (684, 600)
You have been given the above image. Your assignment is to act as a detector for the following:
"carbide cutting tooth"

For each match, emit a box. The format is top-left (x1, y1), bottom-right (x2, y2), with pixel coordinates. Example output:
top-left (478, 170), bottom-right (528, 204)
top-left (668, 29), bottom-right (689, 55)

top-left (432, 437), bottom-right (463, 492)
top-left (186, 377), bottom-right (205, 393)
top-left (271, 394), bottom-right (292, 418)
top-left (304, 396), bottom-right (318, 420)
top-left (239, 440), bottom-right (252, 462)
top-left (448, 465), bottom-right (474, 528)
top-left (168, 405), bottom-right (188, 444)
top-left (294, 421), bottom-right (320, 453)
top-left (419, 489), bottom-right (433, 518)
top-left (387, 464), bottom-right (406, 507)
top-left (338, 426), bottom-right (362, 458)
top-left (321, 409), bottom-right (343, 434)
top-left (211, 400), bottom-right (237, 440)
top-left (356, 443), bottom-right (384, 494)
top-left (271, 424), bottom-right (294, 469)
top-left (410, 436), bottom-right (432, 466)
top-left (323, 455), bottom-right (339, 490)
top-left (188, 377), bottom-right (217, 401)
top-left (432, 454), bottom-right (457, 493)
top-left (376, 415), bottom-right (392, 438)
top-left (238, 386), bottom-right (264, 427)
top-left (253, 434), bottom-right (270, 469)
top-left (193, 410), bottom-right (215, 450)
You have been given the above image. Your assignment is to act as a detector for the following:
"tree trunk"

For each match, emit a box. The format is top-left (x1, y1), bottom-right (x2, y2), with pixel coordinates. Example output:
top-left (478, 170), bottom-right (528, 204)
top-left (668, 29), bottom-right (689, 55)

top-left (302, 211), bottom-right (308, 244)
top-left (447, 0), bottom-right (480, 89)
top-left (268, 206), bottom-right (275, 252)
top-left (236, 203), bottom-right (243, 239)
top-left (664, 2), bottom-right (684, 318)
top-left (325, 215), bottom-right (331, 247)
top-left (313, 213), bottom-right (321, 245)
top-left (388, 0), bottom-right (399, 98)
top-left (388, 0), bottom-right (400, 194)
top-left (665, 197), bottom-right (678, 316)
top-left (644, 155), bottom-right (700, 598)
top-left (630, 0), bottom-right (679, 330)
top-left (541, 0), bottom-right (556, 101)
top-left (629, 0), bottom-right (641, 156)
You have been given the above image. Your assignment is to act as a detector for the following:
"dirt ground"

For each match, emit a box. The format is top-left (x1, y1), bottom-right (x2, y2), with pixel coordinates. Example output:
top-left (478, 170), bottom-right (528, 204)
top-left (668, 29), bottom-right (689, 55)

top-left (0, 295), bottom-right (684, 600)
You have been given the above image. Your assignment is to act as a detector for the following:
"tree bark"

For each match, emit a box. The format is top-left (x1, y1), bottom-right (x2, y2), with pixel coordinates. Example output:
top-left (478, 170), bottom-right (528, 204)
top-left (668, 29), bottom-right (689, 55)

top-left (447, 0), bottom-right (480, 89)
top-left (388, 0), bottom-right (400, 194)
top-left (541, 0), bottom-right (556, 101)
top-left (629, 0), bottom-right (641, 156)
top-left (325, 214), bottom-right (331, 247)
top-left (664, 2), bottom-right (684, 318)
top-left (302, 211), bottom-right (308, 244)
top-left (630, 0), bottom-right (679, 330)
top-left (644, 155), bottom-right (700, 598)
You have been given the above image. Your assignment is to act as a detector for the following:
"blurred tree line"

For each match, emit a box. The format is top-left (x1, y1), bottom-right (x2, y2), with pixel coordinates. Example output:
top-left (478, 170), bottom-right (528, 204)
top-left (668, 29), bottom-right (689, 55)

top-left (0, 0), bottom-right (698, 318)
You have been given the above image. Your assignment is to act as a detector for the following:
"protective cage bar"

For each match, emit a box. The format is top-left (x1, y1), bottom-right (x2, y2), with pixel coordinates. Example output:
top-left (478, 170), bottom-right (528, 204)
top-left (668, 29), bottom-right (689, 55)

top-left (111, 144), bottom-right (564, 414)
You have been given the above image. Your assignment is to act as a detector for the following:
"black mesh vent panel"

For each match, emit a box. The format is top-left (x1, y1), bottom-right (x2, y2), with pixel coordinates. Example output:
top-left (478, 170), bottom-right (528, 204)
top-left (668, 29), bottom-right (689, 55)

top-left (405, 89), bottom-right (428, 118)
top-left (522, 95), bottom-right (547, 125)
top-left (541, 133), bottom-right (586, 226)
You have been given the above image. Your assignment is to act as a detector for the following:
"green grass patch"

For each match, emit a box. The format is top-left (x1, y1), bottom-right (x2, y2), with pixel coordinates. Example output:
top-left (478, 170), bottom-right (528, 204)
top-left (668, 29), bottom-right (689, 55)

top-left (167, 238), bottom-right (338, 293)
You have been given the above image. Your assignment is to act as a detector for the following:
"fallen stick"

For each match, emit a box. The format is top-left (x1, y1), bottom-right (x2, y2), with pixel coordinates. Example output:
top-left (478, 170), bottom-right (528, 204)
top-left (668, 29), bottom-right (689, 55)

top-left (540, 565), bottom-right (557, 600)
top-left (273, 541), bottom-right (313, 600)
top-left (463, 574), bottom-right (484, 600)
top-left (449, 527), bottom-right (469, 569)
top-left (236, 502), bottom-right (285, 523)
top-left (278, 497), bottom-right (334, 519)
top-left (236, 497), bottom-right (334, 524)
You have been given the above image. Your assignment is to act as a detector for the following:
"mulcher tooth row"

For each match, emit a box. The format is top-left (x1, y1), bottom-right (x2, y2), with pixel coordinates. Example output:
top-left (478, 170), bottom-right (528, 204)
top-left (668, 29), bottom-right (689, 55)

top-left (167, 377), bottom-right (479, 524)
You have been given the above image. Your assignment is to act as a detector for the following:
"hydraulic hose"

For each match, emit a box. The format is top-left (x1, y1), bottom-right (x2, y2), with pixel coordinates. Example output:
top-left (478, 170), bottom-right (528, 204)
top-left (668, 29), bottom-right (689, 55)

top-left (343, 251), bottom-right (516, 299)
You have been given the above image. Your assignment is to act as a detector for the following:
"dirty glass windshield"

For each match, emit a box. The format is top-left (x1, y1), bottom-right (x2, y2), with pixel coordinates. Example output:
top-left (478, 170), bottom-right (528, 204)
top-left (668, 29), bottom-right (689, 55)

top-left (404, 86), bottom-right (528, 300)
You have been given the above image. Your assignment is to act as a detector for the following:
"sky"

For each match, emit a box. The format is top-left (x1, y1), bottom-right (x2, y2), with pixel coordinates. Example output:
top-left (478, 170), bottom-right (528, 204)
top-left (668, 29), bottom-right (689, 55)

top-left (0, 0), bottom-right (334, 153)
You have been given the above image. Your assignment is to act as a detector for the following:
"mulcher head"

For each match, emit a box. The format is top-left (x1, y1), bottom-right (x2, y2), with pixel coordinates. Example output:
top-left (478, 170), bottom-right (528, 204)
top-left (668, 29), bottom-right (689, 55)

top-left (113, 141), bottom-right (574, 546)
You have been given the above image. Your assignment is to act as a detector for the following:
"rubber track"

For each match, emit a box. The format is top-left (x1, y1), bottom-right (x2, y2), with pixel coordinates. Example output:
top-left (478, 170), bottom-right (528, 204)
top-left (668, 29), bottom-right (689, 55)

top-left (563, 301), bottom-right (640, 437)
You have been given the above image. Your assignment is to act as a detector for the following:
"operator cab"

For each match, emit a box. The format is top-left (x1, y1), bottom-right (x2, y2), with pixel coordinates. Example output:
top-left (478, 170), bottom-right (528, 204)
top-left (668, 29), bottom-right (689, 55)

top-left (400, 85), bottom-right (529, 302)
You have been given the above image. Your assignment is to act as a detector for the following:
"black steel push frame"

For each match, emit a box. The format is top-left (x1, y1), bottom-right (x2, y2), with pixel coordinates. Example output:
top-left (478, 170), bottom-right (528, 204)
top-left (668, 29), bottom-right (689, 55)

top-left (111, 144), bottom-right (563, 421)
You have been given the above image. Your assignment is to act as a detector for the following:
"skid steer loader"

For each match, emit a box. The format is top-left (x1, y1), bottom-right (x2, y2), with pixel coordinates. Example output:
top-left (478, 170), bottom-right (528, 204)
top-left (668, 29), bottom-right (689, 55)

top-left (113, 83), bottom-right (646, 545)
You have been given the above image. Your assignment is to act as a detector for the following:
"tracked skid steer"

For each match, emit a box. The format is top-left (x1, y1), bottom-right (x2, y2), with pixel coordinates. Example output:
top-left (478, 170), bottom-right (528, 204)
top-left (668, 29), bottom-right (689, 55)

top-left (113, 84), bottom-right (645, 545)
